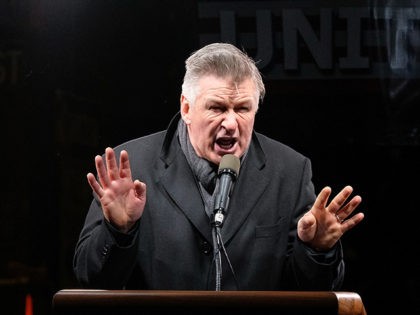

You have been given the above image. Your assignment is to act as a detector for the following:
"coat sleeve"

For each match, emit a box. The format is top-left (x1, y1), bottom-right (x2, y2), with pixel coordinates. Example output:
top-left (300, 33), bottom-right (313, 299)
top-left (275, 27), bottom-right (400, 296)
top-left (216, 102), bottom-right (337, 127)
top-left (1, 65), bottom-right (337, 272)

top-left (72, 197), bottom-right (140, 289)
top-left (281, 157), bottom-right (345, 290)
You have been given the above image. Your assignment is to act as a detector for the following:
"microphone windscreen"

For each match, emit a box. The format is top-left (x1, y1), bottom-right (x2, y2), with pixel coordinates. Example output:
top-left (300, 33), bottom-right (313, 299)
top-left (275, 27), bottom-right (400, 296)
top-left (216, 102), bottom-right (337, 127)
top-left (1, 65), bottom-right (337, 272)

top-left (218, 154), bottom-right (240, 176)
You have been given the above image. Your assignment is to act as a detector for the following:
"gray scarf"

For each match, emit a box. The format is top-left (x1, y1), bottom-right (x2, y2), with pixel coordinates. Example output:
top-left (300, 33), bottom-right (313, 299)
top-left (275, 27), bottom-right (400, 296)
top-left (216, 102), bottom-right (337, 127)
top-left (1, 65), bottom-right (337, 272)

top-left (177, 119), bottom-right (248, 217)
top-left (178, 119), bottom-right (218, 216)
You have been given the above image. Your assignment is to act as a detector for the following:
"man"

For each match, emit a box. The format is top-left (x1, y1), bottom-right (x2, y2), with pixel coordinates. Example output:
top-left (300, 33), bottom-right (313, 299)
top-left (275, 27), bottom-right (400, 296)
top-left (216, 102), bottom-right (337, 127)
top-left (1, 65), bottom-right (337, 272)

top-left (73, 42), bottom-right (364, 290)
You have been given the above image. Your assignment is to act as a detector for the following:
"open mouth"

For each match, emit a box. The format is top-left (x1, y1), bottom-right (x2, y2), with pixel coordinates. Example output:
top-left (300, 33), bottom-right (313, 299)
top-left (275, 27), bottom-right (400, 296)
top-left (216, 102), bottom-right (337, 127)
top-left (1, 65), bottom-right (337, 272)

top-left (215, 138), bottom-right (236, 151)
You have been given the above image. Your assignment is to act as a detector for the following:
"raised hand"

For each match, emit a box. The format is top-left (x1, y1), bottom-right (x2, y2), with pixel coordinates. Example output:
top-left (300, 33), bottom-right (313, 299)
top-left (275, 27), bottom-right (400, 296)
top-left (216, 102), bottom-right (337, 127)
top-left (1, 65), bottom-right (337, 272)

top-left (87, 147), bottom-right (146, 233)
top-left (297, 185), bottom-right (364, 251)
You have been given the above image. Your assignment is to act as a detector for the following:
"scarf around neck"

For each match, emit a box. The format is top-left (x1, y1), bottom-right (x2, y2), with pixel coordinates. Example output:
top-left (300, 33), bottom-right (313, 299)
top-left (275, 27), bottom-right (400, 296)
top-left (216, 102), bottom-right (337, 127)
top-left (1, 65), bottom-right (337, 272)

top-left (178, 119), bottom-right (218, 216)
top-left (177, 118), bottom-right (248, 217)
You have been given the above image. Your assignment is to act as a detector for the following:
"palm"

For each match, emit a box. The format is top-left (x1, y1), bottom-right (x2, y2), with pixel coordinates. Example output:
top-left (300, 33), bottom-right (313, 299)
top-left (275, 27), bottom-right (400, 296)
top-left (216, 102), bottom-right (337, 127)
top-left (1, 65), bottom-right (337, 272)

top-left (100, 177), bottom-right (145, 225)
top-left (298, 186), bottom-right (364, 251)
top-left (87, 147), bottom-right (147, 232)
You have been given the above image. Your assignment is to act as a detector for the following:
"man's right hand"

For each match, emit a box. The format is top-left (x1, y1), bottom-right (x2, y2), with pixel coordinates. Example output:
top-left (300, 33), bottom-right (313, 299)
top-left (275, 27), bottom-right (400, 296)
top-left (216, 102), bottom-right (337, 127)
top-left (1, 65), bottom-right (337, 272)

top-left (87, 147), bottom-right (146, 233)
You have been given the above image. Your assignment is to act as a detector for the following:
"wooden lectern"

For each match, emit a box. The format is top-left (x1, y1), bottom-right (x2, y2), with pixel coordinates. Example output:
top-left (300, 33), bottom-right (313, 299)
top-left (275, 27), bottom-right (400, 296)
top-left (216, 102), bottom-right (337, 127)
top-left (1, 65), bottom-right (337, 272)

top-left (52, 290), bottom-right (367, 315)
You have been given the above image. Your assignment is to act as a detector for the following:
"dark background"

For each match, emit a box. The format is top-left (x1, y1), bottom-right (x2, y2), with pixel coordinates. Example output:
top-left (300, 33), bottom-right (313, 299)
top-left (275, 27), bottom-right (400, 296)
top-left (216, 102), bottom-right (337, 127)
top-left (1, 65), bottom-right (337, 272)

top-left (1, 1), bottom-right (419, 314)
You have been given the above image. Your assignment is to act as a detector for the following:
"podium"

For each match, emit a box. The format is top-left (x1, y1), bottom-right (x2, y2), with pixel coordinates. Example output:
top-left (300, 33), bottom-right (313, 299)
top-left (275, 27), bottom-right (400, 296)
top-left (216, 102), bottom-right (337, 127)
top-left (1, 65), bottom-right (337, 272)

top-left (52, 290), bottom-right (367, 315)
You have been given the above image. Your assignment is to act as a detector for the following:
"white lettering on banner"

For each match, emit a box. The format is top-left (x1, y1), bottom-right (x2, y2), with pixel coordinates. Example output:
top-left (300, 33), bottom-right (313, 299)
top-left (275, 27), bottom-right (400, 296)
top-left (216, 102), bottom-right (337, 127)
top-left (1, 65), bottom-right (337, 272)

top-left (198, 1), bottom-right (420, 79)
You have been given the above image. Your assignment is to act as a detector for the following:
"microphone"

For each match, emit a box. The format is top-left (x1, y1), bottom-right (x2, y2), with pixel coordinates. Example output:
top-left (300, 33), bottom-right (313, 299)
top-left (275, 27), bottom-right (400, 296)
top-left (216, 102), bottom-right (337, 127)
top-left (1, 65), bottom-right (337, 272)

top-left (212, 154), bottom-right (240, 227)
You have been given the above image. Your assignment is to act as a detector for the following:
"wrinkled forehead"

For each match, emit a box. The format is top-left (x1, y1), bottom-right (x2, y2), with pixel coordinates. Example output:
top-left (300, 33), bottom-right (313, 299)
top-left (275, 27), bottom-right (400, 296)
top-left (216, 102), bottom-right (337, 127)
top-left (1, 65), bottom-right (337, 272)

top-left (197, 74), bottom-right (259, 100)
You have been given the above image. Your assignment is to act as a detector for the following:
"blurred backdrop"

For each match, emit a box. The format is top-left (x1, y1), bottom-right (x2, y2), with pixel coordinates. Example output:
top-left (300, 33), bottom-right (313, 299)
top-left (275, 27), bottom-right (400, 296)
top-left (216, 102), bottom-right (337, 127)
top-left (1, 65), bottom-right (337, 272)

top-left (1, 1), bottom-right (419, 314)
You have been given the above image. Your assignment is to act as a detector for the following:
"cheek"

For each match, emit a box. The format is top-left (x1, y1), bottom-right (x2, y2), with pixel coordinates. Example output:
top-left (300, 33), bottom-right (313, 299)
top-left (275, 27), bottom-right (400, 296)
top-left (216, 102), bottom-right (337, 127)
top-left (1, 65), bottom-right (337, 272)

top-left (192, 123), bottom-right (214, 147)
top-left (202, 117), bottom-right (222, 134)
top-left (239, 117), bottom-right (255, 134)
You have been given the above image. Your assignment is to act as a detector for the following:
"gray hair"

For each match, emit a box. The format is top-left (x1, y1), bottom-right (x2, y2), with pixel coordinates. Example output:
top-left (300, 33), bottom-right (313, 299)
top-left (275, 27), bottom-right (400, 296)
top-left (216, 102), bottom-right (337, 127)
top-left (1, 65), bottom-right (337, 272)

top-left (181, 42), bottom-right (265, 105)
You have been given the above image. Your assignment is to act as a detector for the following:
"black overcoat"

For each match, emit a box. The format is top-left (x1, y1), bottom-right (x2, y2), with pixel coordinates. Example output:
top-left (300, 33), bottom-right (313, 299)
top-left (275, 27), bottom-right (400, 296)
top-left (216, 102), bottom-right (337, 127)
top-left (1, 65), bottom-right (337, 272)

top-left (73, 113), bottom-right (344, 290)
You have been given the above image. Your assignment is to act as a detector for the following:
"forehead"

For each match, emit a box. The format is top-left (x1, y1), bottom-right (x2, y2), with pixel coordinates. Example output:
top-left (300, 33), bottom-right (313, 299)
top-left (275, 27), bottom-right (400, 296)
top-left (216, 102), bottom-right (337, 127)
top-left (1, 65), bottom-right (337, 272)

top-left (197, 75), bottom-right (257, 100)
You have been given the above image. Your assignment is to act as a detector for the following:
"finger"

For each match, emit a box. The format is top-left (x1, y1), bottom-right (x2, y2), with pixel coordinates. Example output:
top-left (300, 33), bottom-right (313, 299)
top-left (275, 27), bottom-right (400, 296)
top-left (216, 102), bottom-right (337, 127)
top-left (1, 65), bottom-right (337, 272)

top-left (87, 172), bottom-right (104, 198)
top-left (327, 185), bottom-right (353, 213)
top-left (299, 212), bottom-right (316, 230)
top-left (95, 154), bottom-right (111, 188)
top-left (134, 180), bottom-right (146, 200)
top-left (105, 147), bottom-right (119, 180)
top-left (312, 186), bottom-right (332, 211)
top-left (119, 150), bottom-right (132, 179)
top-left (341, 212), bottom-right (365, 232)
top-left (297, 213), bottom-right (316, 242)
top-left (336, 195), bottom-right (362, 218)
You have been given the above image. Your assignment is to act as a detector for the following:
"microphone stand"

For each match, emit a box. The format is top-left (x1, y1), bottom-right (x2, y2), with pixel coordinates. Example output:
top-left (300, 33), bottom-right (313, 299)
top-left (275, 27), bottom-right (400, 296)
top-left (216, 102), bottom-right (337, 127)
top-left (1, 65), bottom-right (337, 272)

top-left (209, 154), bottom-right (240, 291)
top-left (211, 210), bottom-right (225, 291)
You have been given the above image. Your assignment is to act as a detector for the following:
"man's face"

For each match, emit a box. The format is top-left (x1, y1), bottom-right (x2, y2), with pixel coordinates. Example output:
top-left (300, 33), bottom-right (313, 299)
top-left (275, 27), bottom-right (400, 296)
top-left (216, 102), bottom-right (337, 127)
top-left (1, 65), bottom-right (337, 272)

top-left (181, 75), bottom-right (259, 165)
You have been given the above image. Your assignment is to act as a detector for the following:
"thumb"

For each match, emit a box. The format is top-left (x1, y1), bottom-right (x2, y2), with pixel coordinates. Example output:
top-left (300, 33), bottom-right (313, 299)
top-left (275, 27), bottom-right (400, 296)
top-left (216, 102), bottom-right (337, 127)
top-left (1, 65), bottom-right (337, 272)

top-left (297, 213), bottom-right (316, 242)
top-left (134, 180), bottom-right (147, 200)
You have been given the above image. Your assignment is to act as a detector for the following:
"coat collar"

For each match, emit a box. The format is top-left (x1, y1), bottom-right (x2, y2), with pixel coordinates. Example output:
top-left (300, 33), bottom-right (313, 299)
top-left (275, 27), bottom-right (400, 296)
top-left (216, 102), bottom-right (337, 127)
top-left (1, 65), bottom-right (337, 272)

top-left (158, 112), bottom-right (269, 244)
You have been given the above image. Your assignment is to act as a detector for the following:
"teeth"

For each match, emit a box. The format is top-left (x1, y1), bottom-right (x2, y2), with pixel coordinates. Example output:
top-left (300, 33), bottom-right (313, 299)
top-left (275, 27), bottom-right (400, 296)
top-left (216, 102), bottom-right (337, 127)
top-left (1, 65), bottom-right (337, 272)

top-left (217, 139), bottom-right (234, 149)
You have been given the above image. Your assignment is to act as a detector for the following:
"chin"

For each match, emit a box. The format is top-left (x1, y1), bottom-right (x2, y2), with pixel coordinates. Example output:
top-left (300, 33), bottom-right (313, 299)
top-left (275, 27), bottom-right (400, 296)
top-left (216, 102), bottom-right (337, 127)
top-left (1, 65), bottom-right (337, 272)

top-left (206, 153), bottom-right (222, 165)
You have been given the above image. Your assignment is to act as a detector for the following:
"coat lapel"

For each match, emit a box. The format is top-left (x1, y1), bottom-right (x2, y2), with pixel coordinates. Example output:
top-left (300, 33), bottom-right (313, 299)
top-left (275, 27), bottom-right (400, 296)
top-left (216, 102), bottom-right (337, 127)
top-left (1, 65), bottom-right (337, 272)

top-left (219, 134), bottom-right (269, 244)
top-left (159, 145), bottom-right (213, 243)
top-left (157, 113), bottom-right (269, 246)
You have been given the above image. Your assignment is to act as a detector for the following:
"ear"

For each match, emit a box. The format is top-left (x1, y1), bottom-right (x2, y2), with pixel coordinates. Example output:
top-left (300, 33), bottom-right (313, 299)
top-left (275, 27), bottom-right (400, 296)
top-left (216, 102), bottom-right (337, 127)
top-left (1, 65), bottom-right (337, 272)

top-left (180, 95), bottom-right (191, 124)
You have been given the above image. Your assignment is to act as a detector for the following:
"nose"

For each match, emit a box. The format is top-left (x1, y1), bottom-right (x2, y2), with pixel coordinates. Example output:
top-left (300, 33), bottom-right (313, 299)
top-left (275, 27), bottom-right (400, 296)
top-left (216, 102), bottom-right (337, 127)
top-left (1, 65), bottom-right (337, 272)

top-left (221, 110), bottom-right (238, 132)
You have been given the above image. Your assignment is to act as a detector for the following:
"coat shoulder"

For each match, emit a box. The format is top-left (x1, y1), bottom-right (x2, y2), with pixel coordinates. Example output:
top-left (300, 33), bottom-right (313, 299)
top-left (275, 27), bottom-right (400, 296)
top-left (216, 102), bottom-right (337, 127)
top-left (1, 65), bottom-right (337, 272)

top-left (115, 131), bottom-right (166, 154)
top-left (254, 132), bottom-right (309, 163)
top-left (110, 131), bottom-right (167, 171)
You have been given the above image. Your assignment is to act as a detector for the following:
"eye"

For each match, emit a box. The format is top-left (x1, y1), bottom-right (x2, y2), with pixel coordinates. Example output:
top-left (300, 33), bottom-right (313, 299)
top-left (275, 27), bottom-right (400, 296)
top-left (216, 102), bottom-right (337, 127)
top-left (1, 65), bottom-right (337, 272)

top-left (208, 104), bottom-right (225, 113)
top-left (236, 105), bottom-right (251, 113)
